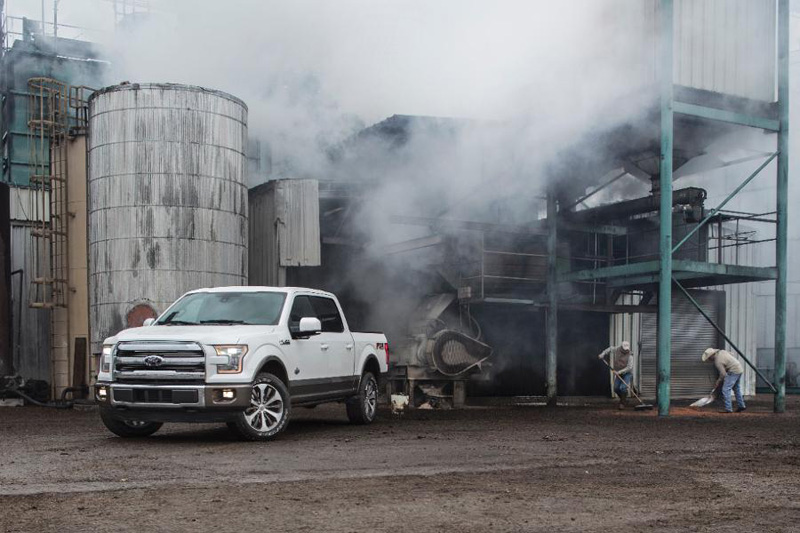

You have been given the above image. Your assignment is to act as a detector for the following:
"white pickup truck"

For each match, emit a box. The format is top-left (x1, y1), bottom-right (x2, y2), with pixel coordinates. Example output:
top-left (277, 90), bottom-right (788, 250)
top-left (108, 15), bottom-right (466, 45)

top-left (94, 287), bottom-right (388, 441)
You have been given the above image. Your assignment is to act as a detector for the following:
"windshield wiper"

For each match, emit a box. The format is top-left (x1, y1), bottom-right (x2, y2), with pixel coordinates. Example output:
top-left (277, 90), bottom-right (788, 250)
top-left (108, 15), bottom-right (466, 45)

top-left (160, 320), bottom-right (198, 326)
top-left (199, 319), bottom-right (251, 325)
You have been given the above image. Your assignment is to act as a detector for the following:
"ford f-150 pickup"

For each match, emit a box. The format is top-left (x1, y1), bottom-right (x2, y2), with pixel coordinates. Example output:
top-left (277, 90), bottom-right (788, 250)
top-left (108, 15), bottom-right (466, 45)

top-left (94, 287), bottom-right (388, 441)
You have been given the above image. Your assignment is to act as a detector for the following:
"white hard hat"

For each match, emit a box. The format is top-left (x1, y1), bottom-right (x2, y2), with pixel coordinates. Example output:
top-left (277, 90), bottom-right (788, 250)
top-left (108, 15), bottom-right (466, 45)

top-left (702, 348), bottom-right (718, 362)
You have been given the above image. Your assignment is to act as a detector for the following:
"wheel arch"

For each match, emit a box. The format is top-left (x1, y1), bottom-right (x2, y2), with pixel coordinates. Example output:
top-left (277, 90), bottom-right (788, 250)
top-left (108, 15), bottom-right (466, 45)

top-left (256, 356), bottom-right (289, 386)
top-left (361, 355), bottom-right (381, 380)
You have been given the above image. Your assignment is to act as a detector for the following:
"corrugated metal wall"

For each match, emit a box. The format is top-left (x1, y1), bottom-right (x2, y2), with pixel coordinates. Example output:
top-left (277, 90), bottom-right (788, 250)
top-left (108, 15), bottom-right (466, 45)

top-left (88, 84), bottom-right (248, 354)
top-left (249, 182), bottom-right (280, 286)
top-left (674, 0), bottom-right (776, 102)
top-left (710, 231), bottom-right (759, 395)
top-left (10, 223), bottom-right (50, 381)
top-left (249, 179), bottom-right (320, 286)
top-left (623, 0), bottom-right (777, 102)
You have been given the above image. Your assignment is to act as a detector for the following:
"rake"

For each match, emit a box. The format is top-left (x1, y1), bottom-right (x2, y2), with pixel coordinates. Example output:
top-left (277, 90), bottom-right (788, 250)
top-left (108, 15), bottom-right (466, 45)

top-left (601, 359), bottom-right (654, 411)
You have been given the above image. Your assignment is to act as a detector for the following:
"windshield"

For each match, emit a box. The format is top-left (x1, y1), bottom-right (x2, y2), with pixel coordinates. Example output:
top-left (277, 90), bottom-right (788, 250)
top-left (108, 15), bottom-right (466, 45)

top-left (156, 291), bottom-right (287, 326)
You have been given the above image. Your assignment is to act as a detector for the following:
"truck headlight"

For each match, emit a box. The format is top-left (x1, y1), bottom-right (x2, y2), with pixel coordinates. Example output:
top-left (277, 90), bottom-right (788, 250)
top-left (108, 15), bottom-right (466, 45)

top-left (214, 345), bottom-right (249, 374)
top-left (100, 345), bottom-right (112, 373)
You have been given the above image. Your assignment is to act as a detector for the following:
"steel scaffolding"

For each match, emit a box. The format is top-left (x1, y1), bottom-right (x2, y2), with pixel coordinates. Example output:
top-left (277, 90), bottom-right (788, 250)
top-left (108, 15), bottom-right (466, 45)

top-left (558, 0), bottom-right (789, 415)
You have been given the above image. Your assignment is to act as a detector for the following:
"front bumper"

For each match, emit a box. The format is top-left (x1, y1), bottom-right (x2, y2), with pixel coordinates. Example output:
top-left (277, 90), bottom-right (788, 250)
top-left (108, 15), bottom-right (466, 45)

top-left (95, 382), bottom-right (251, 414)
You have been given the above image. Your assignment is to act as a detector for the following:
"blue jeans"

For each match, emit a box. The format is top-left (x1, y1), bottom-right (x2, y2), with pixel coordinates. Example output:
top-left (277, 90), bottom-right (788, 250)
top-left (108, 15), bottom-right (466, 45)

top-left (614, 373), bottom-right (633, 399)
top-left (721, 373), bottom-right (745, 412)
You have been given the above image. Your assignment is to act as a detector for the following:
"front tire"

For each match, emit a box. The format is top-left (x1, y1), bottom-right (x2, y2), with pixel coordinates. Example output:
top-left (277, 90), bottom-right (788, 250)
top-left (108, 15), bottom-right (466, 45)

top-left (347, 372), bottom-right (378, 424)
top-left (99, 410), bottom-right (163, 438)
top-left (230, 373), bottom-right (290, 441)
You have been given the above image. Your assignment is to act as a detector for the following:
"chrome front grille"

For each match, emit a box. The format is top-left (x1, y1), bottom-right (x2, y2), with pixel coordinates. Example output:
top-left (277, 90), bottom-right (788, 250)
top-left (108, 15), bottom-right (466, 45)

top-left (114, 341), bottom-right (206, 383)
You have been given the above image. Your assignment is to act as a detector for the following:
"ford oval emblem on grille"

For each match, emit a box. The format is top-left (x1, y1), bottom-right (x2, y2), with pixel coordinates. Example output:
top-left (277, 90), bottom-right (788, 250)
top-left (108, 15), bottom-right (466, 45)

top-left (143, 355), bottom-right (164, 367)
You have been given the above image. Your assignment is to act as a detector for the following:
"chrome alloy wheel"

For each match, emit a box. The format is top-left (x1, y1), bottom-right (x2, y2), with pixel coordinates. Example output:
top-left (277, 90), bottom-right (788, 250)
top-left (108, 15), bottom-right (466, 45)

top-left (364, 376), bottom-right (378, 419)
top-left (245, 383), bottom-right (285, 432)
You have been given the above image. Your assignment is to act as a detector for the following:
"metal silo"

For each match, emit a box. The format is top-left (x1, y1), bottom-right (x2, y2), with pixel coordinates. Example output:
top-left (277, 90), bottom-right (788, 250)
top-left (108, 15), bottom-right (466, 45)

top-left (88, 83), bottom-right (248, 354)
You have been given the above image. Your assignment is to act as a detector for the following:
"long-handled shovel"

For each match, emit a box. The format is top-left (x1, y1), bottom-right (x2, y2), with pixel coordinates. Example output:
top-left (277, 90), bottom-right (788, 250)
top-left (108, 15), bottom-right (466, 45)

top-left (601, 359), bottom-right (654, 411)
top-left (690, 383), bottom-right (721, 408)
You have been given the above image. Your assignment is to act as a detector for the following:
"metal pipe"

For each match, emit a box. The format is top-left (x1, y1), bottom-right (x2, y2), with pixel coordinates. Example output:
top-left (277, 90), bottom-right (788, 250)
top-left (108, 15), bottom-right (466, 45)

top-left (672, 152), bottom-right (778, 254)
top-left (546, 191), bottom-right (558, 407)
top-left (673, 278), bottom-right (777, 393)
top-left (775, 0), bottom-right (790, 413)
top-left (657, 0), bottom-right (674, 417)
top-left (9, 269), bottom-right (23, 376)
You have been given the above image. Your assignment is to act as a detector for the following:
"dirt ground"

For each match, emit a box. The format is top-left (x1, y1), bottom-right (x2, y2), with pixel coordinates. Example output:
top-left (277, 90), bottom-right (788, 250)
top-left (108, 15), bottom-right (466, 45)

top-left (1, 396), bottom-right (799, 533)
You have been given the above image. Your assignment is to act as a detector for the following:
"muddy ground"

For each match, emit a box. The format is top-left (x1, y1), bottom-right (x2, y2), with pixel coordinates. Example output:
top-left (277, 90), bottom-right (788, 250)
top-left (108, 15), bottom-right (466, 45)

top-left (1, 396), bottom-right (799, 532)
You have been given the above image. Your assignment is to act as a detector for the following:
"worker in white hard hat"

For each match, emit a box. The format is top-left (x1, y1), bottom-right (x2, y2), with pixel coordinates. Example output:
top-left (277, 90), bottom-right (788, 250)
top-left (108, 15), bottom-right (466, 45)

top-left (598, 341), bottom-right (634, 409)
top-left (702, 348), bottom-right (746, 413)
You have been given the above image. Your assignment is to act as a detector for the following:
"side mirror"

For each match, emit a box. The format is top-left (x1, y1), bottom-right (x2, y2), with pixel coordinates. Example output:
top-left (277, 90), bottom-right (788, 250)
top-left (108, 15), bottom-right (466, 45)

top-left (143, 318), bottom-right (155, 327)
top-left (295, 317), bottom-right (322, 338)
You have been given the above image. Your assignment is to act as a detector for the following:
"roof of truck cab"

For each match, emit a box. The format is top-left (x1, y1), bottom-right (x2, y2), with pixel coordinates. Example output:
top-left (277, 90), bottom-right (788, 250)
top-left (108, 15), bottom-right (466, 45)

top-left (186, 286), bottom-right (335, 297)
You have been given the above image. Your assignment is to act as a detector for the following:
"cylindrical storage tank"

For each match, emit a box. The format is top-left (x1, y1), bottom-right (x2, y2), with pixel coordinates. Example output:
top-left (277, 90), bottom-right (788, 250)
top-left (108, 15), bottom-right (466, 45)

top-left (88, 83), bottom-right (248, 354)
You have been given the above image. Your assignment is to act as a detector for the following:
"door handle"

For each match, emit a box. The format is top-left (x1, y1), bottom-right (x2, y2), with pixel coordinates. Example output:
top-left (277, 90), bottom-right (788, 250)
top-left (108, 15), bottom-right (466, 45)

top-left (346, 344), bottom-right (353, 350)
top-left (320, 344), bottom-right (329, 351)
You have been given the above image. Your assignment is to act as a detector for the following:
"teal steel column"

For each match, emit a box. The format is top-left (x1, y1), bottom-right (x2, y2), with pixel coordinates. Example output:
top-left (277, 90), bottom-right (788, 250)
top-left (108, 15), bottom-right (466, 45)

top-left (657, 0), bottom-right (674, 417)
top-left (775, 0), bottom-right (789, 413)
top-left (546, 190), bottom-right (558, 407)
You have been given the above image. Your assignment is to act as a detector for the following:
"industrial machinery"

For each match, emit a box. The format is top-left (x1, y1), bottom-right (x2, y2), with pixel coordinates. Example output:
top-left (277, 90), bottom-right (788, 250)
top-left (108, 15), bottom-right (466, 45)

top-left (388, 293), bottom-right (492, 408)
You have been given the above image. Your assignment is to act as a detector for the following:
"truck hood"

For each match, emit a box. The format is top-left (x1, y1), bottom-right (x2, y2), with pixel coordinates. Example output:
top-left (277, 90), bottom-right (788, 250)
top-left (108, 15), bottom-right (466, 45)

top-left (107, 325), bottom-right (279, 346)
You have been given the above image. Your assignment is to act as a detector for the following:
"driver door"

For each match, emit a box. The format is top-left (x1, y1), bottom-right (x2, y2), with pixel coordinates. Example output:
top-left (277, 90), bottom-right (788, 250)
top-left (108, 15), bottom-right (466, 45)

top-left (287, 295), bottom-right (328, 402)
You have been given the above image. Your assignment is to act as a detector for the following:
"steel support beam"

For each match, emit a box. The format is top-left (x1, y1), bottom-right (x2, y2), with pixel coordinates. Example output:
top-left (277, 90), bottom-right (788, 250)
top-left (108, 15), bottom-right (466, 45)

top-left (546, 191), bottom-right (558, 407)
top-left (775, 0), bottom-right (790, 413)
top-left (657, 0), bottom-right (674, 417)
top-left (672, 152), bottom-right (777, 254)
top-left (673, 278), bottom-right (777, 393)
top-left (673, 101), bottom-right (780, 132)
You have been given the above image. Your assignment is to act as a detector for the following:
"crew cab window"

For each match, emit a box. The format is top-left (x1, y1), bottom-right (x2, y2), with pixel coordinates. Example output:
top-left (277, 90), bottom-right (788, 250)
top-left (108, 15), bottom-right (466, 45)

top-left (309, 296), bottom-right (344, 333)
top-left (288, 295), bottom-right (316, 334)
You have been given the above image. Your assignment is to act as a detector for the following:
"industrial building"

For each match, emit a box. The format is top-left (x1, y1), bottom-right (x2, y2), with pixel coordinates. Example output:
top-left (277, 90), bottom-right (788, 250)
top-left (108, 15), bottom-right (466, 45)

top-left (0, 0), bottom-right (796, 416)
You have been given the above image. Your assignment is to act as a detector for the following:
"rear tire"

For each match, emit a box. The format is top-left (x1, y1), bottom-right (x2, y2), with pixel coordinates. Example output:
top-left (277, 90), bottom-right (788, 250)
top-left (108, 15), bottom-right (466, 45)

top-left (347, 372), bottom-right (378, 425)
top-left (99, 410), bottom-right (162, 438)
top-left (230, 372), bottom-right (290, 441)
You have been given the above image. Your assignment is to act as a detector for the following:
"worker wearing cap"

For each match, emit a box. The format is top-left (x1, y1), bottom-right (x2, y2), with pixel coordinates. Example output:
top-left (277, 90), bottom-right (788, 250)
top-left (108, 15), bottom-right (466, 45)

top-left (598, 341), bottom-right (633, 409)
top-left (702, 348), bottom-right (746, 413)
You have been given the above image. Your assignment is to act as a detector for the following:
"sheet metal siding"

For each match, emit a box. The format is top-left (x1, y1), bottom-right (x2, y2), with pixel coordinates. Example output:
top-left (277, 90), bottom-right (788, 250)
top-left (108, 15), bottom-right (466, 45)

top-left (248, 179), bottom-right (321, 286)
top-left (630, 0), bottom-right (777, 101)
top-left (10, 224), bottom-right (51, 380)
top-left (277, 179), bottom-right (321, 267)
top-left (640, 290), bottom-right (721, 399)
top-left (674, 0), bottom-right (776, 101)
top-left (710, 237), bottom-right (759, 394)
top-left (248, 183), bottom-right (279, 286)
top-left (88, 84), bottom-right (248, 354)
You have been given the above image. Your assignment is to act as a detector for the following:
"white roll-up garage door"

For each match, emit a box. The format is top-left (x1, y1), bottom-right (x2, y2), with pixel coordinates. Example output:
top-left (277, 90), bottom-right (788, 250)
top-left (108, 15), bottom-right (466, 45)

top-left (640, 290), bottom-right (723, 399)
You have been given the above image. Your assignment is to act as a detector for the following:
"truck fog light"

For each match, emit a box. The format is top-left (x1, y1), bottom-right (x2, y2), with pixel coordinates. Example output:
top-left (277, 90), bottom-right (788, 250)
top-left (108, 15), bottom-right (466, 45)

top-left (213, 388), bottom-right (237, 403)
top-left (96, 386), bottom-right (108, 401)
